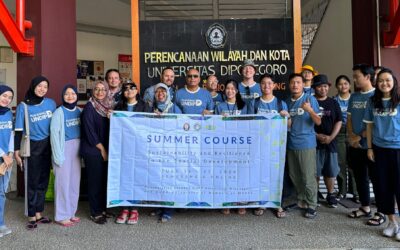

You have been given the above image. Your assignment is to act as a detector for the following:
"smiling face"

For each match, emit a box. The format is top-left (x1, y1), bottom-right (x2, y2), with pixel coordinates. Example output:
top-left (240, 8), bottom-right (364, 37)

top-left (260, 77), bottom-right (275, 96)
top-left (242, 66), bottom-right (255, 80)
top-left (206, 75), bottom-right (218, 91)
top-left (63, 88), bottom-right (77, 104)
top-left (377, 72), bottom-right (394, 96)
top-left (123, 84), bottom-right (138, 101)
top-left (161, 69), bottom-right (175, 86)
top-left (155, 87), bottom-right (167, 102)
top-left (0, 91), bottom-right (13, 107)
top-left (336, 78), bottom-right (350, 95)
top-left (302, 70), bottom-right (314, 81)
top-left (107, 71), bottom-right (121, 89)
top-left (93, 82), bottom-right (107, 100)
top-left (186, 69), bottom-right (200, 88)
top-left (34, 81), bottom-right (48, 97)
top-left (314, 84), bottom-right (329, 98)
top-left (225, 82), bottom-right (237, 100)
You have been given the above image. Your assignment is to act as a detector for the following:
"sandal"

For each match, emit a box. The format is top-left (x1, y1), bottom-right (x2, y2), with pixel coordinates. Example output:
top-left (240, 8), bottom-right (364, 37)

top-left (70, 217), bottom-right (81, 223)
top-left (55, 220), bottom-right (75, 227)
top-left (26, 221), bottom-right (37, 230)
top-left (348, 207), bottom-right (371, 218)
top-left (115, 210), bottom-right (129, 224)
top-left (102, 211), bottom-right (115, 218)
top-left (274, 208), bottom-right (286, 218)
top-left (222, 209), bottom-right (230, 215)
top-left (253, 208), bottom-right (265, 216)
top-left (238, 208), bottom-right (246, 215)
top-left (90, 215), bottom-right (106, 224)
top-left (367, 212), bottom-right (386, 226)
top-left (36, 217), bottom-right (52, 224)
top-left (127, 210), bottom-right (139, 225)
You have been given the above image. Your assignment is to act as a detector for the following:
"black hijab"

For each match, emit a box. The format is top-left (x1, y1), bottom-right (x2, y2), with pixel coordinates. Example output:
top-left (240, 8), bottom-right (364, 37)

top-left (0, 85), bottom-right (14, 115)
top-left (62, 84), bottom-right (78, 110)
top-left (24, 76), bottom-right (49, 105)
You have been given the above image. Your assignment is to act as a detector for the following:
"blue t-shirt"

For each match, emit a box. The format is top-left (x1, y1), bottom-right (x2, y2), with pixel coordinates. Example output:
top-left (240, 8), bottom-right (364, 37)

top-left (333, 95), bottom-right (350, 126)
top-left (211, 92), bottom-right (224, 106)
top-left (304, 87), bottom-right (314, 95)
top-left (62, 106), bottom-right (81, 141)
top-left (363, 98), bottom-right (400, 148)
top-left (127, 103), bottom-right (137, 112)
top-left (215, 101), bottom-right (248, 115)
top-left (347, 89), bottom-right (375, 149)
top-left (0, 110), bottom-right (13, 155)
top-left (175, 87), bottom-right (214, 114)
top-left (238, 82), bottom-right (262, 105)
top-left (15, 98), bottom-right (56, 141)
top-left (286, 93), bottom-right (320, 150)
top-left (250, 96), bottom-right (288, 114)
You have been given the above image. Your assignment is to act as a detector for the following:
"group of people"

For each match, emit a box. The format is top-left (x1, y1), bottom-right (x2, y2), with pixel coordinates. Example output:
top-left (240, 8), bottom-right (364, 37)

top-left (0, 60), bottom-right (399, 242)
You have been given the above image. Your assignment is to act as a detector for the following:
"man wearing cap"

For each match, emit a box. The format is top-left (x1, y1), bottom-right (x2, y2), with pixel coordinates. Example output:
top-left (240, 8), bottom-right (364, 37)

top-left (238, 59), bottom-right (262, 106)
top-left (312, 74), bottom-right (342, 208)
top-left (175, 68), bottom-right (214, 115)
top-left (301, 65), bottom-right (317, 95)
top-left (143, 67), bottom-right (176, 108)
top-left (286, 73), bottom-right (321, 219)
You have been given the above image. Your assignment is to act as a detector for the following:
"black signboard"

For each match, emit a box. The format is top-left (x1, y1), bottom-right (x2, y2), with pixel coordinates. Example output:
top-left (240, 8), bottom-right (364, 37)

top-left (140, 19), bottom-right (293, 98)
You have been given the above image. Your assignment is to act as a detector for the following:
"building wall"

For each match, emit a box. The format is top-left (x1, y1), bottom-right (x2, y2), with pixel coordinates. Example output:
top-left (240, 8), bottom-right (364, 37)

top-left (0, 34), bottom-right (17, 108)
top-left (304, 0), bottom-right (354, 95)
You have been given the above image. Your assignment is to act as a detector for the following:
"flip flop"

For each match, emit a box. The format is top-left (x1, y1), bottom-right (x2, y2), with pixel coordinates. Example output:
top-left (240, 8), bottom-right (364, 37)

top-left (70, 217), bottom-right (81, 223)
top-left (26, 221), bottom-right (37, 230)
top-left (56, 220), bottom-right (75, 227)
top-left (274, 208), bottom-right (286, 218)
top-left (36, 217), bottom-right (52, 224)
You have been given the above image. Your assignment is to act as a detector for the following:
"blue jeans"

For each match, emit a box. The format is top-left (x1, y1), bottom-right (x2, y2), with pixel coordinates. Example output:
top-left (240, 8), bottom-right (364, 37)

top-left (0, 168), bottom-right (11, 226)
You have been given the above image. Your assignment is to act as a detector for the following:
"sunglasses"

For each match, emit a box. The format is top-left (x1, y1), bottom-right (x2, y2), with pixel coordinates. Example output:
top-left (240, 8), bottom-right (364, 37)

top-left (123, 86), bottom-right (137, 91)
top-left (187, 74), bottom-right (199, 78)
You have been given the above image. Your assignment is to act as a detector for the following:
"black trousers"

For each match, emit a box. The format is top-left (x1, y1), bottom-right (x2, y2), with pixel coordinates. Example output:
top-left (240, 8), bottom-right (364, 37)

top-left (83, 154), bottom-right (107, 217)
top-left (374, 145), bottom-right (400, 215)
top-left (348, 147), bottom-right (378, 207)
top-left (26, 138), bottom-right (51, 217)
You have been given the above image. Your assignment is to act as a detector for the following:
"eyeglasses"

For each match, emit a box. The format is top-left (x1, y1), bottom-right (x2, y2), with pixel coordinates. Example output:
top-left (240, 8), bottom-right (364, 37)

top-left (187, 74), bottom-right (199, 78)
top-left (94, 88), bottom-right (106, 92)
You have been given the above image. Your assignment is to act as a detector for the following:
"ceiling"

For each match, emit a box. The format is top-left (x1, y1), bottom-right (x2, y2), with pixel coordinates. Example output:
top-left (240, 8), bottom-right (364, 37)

top-left (3, 0), bottom-right (313, 37)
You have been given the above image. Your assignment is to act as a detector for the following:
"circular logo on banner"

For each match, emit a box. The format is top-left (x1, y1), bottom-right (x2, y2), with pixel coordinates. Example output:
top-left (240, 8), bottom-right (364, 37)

top-left (205, 23), bottom-right (227, 49)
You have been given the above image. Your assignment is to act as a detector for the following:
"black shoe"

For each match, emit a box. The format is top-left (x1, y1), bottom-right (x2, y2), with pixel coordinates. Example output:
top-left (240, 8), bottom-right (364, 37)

top-left (90, 215), bottom-right (106, 224)
top-left (326, 193), bottom-right (338, 208)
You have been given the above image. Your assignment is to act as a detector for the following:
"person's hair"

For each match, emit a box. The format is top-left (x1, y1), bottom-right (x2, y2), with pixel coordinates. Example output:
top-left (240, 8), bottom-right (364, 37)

top-left (161, 67), bottom-right (174, 76)
top-left (352, 63), bottom-right (375, 83)
top-left (335, 75), bottom-right (352, 93)
top-left (259, 73), bottom-right (274, 83)
top-left (224, 79), bottom-right (245, 110)
top-left (288, 73), bottom-right (304, 83)
top-left (105, 69), bottom-right (120, 80)
top-left (371, 68), bottom-right (400, 113)
top-left (114, 82), bottom-right (140, 111)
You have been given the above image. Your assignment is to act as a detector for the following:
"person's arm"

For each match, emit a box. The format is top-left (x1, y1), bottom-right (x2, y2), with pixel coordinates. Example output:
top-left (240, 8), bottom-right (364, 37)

top-left (50, 108), bottom-right (65, 166)
top-left (301, 99), bottom-right (321, 125)
top-left (323, 101), bottom-right (343, 144)
top-left (366, 123), bottom-right (374, 161)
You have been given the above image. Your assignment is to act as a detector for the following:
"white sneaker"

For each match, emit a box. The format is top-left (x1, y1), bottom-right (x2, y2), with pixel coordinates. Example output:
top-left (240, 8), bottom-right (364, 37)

top-left (383, 222), bottom-right (399, 237)
top-left (395, 228), bottom-right (400, 241)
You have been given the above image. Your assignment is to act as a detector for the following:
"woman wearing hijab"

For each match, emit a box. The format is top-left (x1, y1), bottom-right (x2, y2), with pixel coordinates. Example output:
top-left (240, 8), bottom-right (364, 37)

top-left (50, 85), bottom-right (81, 227)
top-left (80, 81), bottom-right (112, 224)
top-left (14, 76), bottom-right (56, 230)
top-left (0, 84), bottom-right (15, 237)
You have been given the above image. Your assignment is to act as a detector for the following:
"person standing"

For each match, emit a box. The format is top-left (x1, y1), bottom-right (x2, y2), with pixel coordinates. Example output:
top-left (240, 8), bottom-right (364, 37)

top-left (205, 75), bottom-right (224, 106)
top-left (50, 85), bottom-right (81, 227)
top-left (238, 59), bottom-right (261, 106)
top-left (105, 69), bottom-right (122, 107)
top-left (14, 76), bottom-right (56, 229)
top-left (347, 64), bottom-right (383, 226)
top-left (364, 68), bottom-right (400, 239)
top-left (286, 73), bottom-right (321, 219)
top-left (312, 75), bottom-right (342, 208)
top-left (334, 75), bottom-right (358, 201)
top-left (80, 81), bottom-right (112, 224)
top-left (0, 84), bottom-right (14, 236)
top-left (143, 67), bottom-right (176, 108)
top-left (301, 65), bottom-right (317, 95)
top-left (114, 82), bottom-right (147, 225)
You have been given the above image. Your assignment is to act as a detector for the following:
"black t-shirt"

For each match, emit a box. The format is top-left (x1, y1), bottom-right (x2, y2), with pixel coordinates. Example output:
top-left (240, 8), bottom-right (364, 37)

top-left (315, 97), bottom-right (342, 152)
